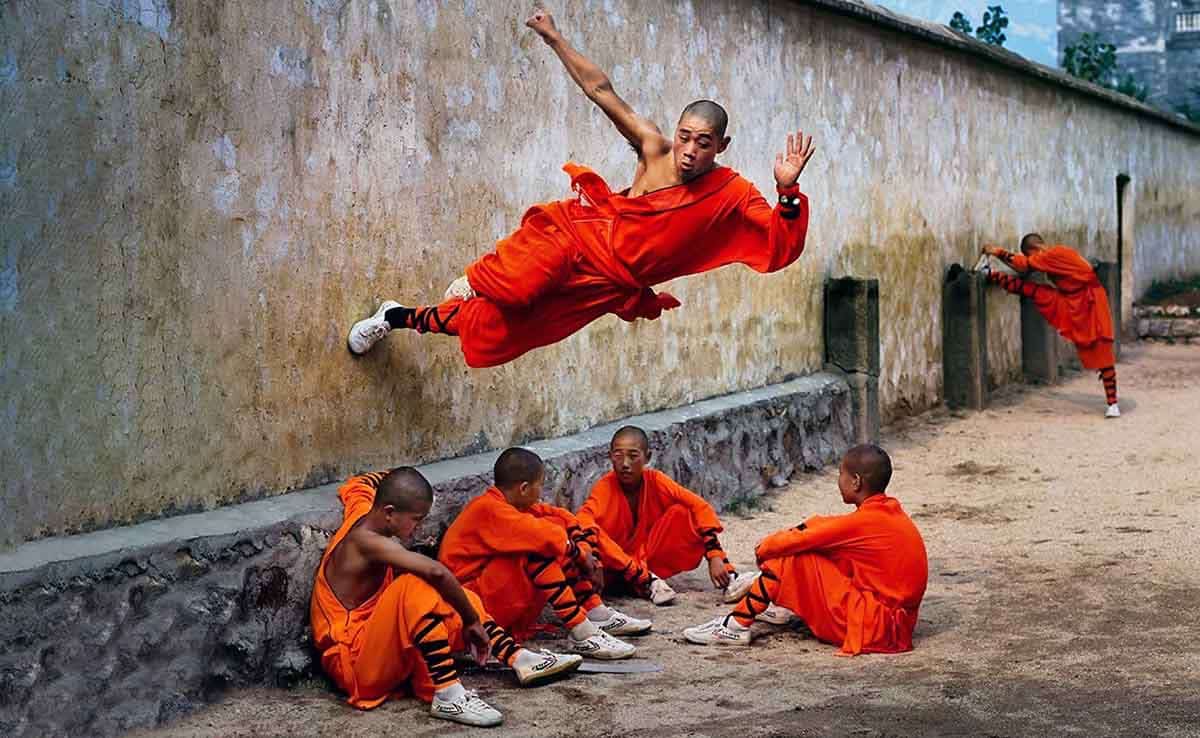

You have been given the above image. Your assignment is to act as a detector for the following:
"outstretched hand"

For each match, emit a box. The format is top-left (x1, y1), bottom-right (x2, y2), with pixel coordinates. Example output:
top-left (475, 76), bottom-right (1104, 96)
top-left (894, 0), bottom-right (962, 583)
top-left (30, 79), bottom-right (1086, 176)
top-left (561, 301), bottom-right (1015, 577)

top-left (981, 244), bottom-right (1003, 257)
top-left (526, 7), bottom-right (560, 44)
top-left (774, 130), bottom-right (815, 188)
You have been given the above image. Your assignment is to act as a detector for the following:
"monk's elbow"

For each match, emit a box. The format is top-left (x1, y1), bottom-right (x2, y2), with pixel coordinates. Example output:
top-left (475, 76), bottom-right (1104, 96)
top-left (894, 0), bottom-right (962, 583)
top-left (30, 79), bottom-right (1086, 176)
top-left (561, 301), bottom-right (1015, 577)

top-left (427, 563), bottom-right (455, 587)
top-left (588, 78), bottom-right (614, 99)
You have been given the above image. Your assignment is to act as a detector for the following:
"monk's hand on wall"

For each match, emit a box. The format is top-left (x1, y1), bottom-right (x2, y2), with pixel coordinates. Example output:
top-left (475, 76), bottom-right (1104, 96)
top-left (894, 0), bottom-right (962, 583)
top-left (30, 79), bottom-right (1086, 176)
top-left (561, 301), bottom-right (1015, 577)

top-left (774, 129), bottom-right (816, 187)
top-left (526, 7), bottom-right (560, 44)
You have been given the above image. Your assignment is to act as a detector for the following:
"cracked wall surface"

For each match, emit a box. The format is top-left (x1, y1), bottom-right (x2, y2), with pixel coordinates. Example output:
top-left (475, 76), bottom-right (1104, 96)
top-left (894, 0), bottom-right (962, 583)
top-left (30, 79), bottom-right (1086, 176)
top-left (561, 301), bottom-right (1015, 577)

top-left (2, 0), bottom-right (1198, 546)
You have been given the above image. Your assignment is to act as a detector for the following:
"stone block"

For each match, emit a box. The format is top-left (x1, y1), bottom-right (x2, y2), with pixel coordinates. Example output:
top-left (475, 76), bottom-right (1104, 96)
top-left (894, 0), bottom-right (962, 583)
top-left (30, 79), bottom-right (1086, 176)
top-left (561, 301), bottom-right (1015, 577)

top-left (943, 265), bottom-right (990, 410)
top-left (1021, 293), bottom-right (1059, 384)
top-left (842, 371), bottom-right (880, 444)
top-left (1149, 319), bottom-right (1172, 337)
top-left (824, 278), bottom-right (880, 375)
top-left (1166, 305), bottom-right (1190, 317)
top-left (1137, 319), bottom-right (1150, 337)
top-left (1170, 319), bottom-right (1200, 337)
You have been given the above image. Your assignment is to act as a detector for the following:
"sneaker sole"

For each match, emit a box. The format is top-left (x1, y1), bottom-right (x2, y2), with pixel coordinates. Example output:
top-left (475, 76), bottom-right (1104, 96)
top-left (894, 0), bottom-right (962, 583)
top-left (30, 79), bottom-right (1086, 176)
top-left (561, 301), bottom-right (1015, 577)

top-left (431, 709), bottom-right (504, 728)
top-left (572, 647), bottom-right (636, 660)
top-left (603, 623), bottom-right (653, 637)
top-left (516, 657), bottom-right (582, 688)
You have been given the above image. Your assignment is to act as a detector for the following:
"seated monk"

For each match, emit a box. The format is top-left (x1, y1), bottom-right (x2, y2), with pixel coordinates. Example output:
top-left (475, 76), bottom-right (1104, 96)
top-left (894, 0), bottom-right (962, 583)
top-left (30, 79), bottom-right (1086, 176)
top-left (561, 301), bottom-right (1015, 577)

top-left (345, 8), bottom-right (815, 368)
top-left (440, 447), bottom-right (649, 659)
top-left (981, 234), bottom-right (1120, 417)
top-left (683, 445), bottom-right (928, 656)
top-left (577, 425), bottom-right (756, 606)
top-left (311, 467), bottom-right (581, 728)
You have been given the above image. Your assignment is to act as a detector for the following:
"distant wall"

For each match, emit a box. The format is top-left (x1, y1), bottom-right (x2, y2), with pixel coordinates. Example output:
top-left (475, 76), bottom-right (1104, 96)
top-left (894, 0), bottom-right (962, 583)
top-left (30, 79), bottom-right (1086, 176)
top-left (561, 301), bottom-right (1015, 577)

top-left (2, 0), bottom-right (1198, 546)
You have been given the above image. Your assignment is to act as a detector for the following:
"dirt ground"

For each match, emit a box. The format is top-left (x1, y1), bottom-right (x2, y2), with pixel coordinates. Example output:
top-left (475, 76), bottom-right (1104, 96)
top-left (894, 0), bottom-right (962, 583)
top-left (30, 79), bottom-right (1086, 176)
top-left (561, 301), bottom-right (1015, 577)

top-left (132, 342), bottom-right (1200, 738)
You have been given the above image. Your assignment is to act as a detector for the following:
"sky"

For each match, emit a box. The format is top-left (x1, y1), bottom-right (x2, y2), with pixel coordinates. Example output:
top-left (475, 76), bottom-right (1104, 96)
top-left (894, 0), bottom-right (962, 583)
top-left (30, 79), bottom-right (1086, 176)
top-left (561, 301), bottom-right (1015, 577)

top-left (871, 0), bottom-right (1060, 67)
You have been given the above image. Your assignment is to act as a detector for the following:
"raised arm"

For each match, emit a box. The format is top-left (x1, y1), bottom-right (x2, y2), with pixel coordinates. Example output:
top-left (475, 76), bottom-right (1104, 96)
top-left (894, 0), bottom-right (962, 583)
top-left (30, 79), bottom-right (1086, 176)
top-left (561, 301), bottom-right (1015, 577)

top-left (526, 9), bottom-right (669, 158)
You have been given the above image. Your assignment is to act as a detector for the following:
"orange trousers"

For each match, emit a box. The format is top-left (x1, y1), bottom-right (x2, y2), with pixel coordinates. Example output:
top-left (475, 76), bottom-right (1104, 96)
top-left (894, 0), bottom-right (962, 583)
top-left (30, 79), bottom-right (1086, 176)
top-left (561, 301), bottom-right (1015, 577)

top-left (464, 552), bottom-right (601, 640)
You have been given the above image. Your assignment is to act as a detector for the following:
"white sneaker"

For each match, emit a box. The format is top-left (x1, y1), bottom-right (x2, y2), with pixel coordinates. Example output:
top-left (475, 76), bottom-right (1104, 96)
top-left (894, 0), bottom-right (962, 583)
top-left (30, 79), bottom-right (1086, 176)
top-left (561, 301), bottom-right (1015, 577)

top-left (513, 650), bottom-right (582, 687)
top-left (347, 300), bottom-right (400, 355)
top-left (1106, 403), bottom-right (1121, 418)
top-left (568, 628), bottom-right (636, 660)
top-left (430, 689), bottom-right (503, 727)
top-left (723, 571), bottom-right (758, 603)
top-left (756, 604), bottom-right (797, 625)
top-left (683, 615), bottom-right (752, 647)
top-left (592, 608), bottom-right (652, 636)
top-left (649, 577), bottom-right (676, 606)
top-left (444, 275), bottom-right (477, 302)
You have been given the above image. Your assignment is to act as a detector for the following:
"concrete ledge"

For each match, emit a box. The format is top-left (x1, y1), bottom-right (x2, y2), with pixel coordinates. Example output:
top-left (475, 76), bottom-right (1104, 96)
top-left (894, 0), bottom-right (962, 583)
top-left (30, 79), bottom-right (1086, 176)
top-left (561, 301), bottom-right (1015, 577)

top-left (1133, 305), bottom-right (1200, 342)
top-left (0, 373), bottom-right (851, 738)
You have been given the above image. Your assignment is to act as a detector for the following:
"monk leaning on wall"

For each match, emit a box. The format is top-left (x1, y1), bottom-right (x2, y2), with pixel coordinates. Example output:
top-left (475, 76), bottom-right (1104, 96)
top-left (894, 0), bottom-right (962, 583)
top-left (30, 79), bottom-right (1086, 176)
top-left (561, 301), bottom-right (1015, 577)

top-left (683, 445), bottom-right (929, 656)
top-left (310, 467), bottom-right (582, 728)
top-left (346, 7), bottom-right (815, 367)
top-left (577, 426), bottom-right (756, 606)
top-left (981, 234), bottom-right (1120, 417)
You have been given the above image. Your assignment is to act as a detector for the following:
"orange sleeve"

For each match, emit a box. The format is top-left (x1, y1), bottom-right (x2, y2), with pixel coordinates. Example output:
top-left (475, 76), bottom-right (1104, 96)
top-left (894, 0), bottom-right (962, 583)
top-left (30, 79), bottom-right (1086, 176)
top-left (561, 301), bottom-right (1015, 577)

top-left (479, 501), bottom-right (572, 559)
top-left (337, 472), bottom-right (386, 521)
top-left (732, 183), bottom-right (809, 274)
top-left (529, 503), bottom-right (597, 559)
top-left (754, 513), bottom-right (866, 561)
top-left (655, 473), bottom-right (727, 561)
top-left (993, 249), bottom-right (1030, 272)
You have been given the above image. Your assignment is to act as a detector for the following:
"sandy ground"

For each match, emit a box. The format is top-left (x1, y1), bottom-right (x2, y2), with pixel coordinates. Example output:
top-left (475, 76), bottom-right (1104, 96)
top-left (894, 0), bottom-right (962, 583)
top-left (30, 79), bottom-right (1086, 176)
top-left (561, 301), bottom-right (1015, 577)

top-left (132, 342), bottom-right (1200, 738)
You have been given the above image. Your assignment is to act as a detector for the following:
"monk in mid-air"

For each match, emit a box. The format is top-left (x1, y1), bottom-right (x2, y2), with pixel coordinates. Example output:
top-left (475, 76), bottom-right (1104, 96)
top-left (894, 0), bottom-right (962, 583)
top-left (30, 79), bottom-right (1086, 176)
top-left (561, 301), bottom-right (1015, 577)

top-left (577, 426), bottom-right (756, 606)
top-left (311, 467), bottom-right (582, 728)
top-left (346, 7), bottom-right (815, 367)
top-left (981, 235), bottom-right (1119, 417)
top-left (439, 447), bottom-right (648, 659)
top-left (683, 445), bottom-right (928, 656)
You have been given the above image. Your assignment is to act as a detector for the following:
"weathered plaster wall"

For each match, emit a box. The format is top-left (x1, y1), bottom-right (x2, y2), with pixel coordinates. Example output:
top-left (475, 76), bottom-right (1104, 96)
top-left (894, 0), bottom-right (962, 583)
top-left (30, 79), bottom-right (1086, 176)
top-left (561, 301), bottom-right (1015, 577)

top-left (2, 0), bottom-right (1198, 546)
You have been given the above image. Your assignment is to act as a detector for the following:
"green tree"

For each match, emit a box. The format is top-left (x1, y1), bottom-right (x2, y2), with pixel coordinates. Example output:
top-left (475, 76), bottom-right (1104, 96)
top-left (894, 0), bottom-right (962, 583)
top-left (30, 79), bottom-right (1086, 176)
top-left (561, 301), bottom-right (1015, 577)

top-left (1116, 73), bottom-right (1149, 102)
top-left (975, 5), bottom-right (1009, 46)
top-left (949, 11), bottom-right (974, 35)
top-left (1062, 32), bottom-right (1118, 86)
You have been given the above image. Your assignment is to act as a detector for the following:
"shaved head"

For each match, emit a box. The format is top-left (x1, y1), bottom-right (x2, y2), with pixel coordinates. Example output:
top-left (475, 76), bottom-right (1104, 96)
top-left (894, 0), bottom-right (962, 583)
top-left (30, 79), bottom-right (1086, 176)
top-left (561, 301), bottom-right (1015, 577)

top-left (679, 99), bottom-right (728, 138)
top-left (494, 447), bottom-right (545, 488)
top-left (610, 425), bottom-right (650, 453)
top-left (374, 467), bottom-right (434, 511)
top-left (1019, 233), bottom-right (1044, 254)
top-left (843, 444), bottom-right (893, 493)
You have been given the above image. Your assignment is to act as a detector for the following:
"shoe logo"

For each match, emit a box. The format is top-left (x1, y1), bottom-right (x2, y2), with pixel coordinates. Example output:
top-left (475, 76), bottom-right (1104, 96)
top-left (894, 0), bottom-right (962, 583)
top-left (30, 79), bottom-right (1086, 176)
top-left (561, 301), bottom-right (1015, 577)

top-left (532, 656), bottom-right (557, 672)
top-left (434, 703), bottom-right (464, 715)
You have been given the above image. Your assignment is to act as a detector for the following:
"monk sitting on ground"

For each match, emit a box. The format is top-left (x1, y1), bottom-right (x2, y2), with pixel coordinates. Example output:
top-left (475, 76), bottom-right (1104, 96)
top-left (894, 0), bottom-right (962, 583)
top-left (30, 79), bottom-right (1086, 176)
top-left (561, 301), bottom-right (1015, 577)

top-left (440, 447), bottom-right (648, 660)
top-left (683, 445), bottom-right (928, 655)
top-left (346, 7), bottom-right (814, 367)
top-left (311, 467), bottom-right (581, 728)
top-left (981, 235), bottom-right (1120, 417)
top-left (578, 425), bottom-right (756, 606)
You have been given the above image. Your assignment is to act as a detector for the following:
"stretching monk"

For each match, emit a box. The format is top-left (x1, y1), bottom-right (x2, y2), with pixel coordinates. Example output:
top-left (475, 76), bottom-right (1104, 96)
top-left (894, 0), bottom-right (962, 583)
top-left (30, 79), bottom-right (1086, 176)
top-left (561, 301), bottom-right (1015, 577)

top-left (311, 467), bottom-right (582, 727)
top-left (577, 426), bottom-right (755, 606)
top-left (440, 447), bottom-right (647, 659)
top-left (683, 445), bottom-right (928, 656)
top-left (346, 7), bottom-right (815, 367)
top-left (981, 235), bottom-right (1119, 417)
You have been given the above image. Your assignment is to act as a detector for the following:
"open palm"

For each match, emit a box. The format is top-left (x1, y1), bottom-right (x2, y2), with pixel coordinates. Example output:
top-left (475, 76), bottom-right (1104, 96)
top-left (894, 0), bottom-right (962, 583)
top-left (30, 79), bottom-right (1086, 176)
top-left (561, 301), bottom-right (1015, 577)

top-left (774, 130), bottom-right (815, 187)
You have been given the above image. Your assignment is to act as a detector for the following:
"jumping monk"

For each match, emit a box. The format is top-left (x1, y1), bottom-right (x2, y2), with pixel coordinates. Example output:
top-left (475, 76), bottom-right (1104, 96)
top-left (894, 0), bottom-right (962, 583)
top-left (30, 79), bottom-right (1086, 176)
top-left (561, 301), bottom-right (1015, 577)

top-left (577, 426), bottom-right (755, 606)
top-left (439, 447), bottom-right (648, 659)
top-left (682, 445), bottom-right (928, 655)
top-left (981, 234), bottom-right (1119, 417)
top-left (346, 7), bottom-right (815, 367)
top-left (311, 467), bottom-right (582, 727)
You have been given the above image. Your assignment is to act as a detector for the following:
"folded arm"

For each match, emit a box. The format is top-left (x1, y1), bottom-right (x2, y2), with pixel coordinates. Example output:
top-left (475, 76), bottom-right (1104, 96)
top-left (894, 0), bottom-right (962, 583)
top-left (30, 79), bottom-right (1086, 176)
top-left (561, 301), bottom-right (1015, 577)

top-left (357, 532), bottom-right (480, 626)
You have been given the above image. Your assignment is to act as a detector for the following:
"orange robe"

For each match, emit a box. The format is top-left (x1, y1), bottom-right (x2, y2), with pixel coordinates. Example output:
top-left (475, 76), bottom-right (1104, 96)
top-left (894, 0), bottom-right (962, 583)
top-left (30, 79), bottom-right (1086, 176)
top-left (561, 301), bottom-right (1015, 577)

top-left (999, 245), bottom-right (1115, 369)
top-left (577, 469), bottom-right (728, 581)
top-left (439, 488), bottom-right (596, 638)
top-left (452, 163), bottom-right (809, 367)
top-left (310, 473), bottom-right (487, 708)
top-left (753, 494), bottom-right (928, 655)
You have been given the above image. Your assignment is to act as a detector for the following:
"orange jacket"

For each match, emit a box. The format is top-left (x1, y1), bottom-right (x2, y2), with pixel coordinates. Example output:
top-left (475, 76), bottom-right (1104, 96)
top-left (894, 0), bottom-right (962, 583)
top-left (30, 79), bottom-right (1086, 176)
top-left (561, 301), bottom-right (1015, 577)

top-left (755, 494), bottom-right (928, 655)
top-left (999, 245), bottom-right (1113, 348)
top-left (578, 469), bottom-right (726, 571)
